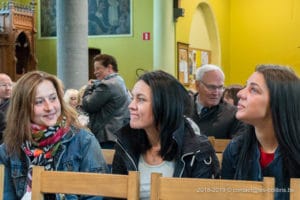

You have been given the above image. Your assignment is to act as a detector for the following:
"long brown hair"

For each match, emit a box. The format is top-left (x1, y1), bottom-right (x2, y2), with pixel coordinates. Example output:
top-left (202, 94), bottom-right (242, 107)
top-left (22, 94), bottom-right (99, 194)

top-left (4, 71), bottom-right (81, 156)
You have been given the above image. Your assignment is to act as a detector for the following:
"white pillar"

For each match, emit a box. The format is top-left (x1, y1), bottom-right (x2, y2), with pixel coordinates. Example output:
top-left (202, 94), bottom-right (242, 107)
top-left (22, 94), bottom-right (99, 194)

top-left (153, 0), bottom-right (175, 75)
top-left (56, 0), bottom-right (88, 89)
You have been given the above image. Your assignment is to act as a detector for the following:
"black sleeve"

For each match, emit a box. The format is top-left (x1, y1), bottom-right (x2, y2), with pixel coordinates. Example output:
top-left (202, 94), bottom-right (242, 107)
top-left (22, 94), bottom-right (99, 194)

top-left (111, 144), bottom-right (129, 175)
top-left (0, 111), bottom-right (6, 143)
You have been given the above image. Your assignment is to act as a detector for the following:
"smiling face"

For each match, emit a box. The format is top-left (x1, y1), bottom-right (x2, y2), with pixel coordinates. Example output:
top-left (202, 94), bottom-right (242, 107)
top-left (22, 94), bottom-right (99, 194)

top-left (236, 72), bottom-right (271, 126)
top-left (94, 61), bottom-right (112, 80)
top-left (32, 80), bottom-right (61, 127)
top-left (128, 80), bottom-right (155, 131)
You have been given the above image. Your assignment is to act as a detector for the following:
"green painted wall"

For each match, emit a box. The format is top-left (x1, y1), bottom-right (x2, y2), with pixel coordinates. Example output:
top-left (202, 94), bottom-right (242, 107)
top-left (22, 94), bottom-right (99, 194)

top-left (34, 0), bottom-right (153, 89)
top-left (4, 0), bottom-right (300, 87)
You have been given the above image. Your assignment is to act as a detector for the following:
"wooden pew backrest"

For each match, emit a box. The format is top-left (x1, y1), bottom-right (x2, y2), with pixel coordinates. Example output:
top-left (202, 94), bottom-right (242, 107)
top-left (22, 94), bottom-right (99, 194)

top-left (150, 173), bottom-right (274, 200)
top-left (31, 166), bottom-right (139, 200)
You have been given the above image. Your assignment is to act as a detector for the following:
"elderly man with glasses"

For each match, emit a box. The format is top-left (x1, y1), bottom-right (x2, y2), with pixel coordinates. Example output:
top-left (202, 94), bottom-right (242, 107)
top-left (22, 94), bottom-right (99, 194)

top-left (191, 64), bottom-right (246, 139)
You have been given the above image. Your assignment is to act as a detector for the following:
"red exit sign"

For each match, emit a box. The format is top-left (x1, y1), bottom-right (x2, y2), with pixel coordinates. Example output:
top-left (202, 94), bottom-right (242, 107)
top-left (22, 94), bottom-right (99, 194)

top-left (142, 32), bottom-right (151, 40)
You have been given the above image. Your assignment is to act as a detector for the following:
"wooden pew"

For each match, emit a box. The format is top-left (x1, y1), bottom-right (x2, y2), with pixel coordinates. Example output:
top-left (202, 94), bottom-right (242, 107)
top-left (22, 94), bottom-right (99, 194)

top-left (216, 153), bottom-right (223, 166)
top-left (102, 149), bottom-right (115, 165)
top-left (0, 164), bottom-right (3, 200)
top-left (208, 136), bottom-right (231, 153)
top-left (150, 173), bottom-right (274, 200)
top-left (290, 178), bottom-right (300, 200)
top-left (214, 139), bottom-right (230, 153)
top-left (31, 166), bottom-right (139, 200)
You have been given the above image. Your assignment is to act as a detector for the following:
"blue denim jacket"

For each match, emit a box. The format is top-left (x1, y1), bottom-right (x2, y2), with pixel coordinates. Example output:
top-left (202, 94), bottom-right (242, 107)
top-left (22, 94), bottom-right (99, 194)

top-left (0, 126), bottom-right (108, 200)
top-left (221, 135), bottom-right (289, 200)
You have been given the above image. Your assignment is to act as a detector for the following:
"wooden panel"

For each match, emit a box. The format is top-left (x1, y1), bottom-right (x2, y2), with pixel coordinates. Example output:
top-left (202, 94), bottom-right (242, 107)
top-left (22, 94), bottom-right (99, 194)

top-left (0, 165), bottom-right (4, 200)
top-left (31, 166), bottom-right (139, 200)
top-left (208, 137), bottom-right (231, 153)
top-left (214, 139), bottom-right (230, 153)
top-left (0, 2), bottom-right (37, 81)
top-left (177, 42), bottom-right (189, 86)
top-left (150, 173), bottom-right (274, 200)
top-left (216, 153), bottom-right (223, 167)
top-left (102, 149), bottom-right (115, 165)
top-left (290, 178), bottom-right (300, 200)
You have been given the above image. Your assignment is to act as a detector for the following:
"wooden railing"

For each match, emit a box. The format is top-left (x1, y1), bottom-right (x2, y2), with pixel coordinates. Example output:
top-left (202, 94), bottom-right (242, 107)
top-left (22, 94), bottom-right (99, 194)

top-left (31, 166), bottom-right (140, 200)
top-left (0, 164), bottom-right (298, 199)
top-left (150, 173), bottom-right (275, 200)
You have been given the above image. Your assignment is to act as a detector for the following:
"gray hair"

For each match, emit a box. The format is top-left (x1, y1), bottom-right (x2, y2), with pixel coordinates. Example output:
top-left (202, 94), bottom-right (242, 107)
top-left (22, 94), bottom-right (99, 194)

top-left (195, 64), bottom-right (225, 81)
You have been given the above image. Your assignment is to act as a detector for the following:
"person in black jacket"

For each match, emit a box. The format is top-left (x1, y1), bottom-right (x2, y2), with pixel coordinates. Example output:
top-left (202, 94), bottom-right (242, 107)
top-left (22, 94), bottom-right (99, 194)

top-left (111, 70), bottom-right (219, 200)
top-left (192, 64), bottom-right (247, 139)
top-left (0, 111), bottom-right (5, 143)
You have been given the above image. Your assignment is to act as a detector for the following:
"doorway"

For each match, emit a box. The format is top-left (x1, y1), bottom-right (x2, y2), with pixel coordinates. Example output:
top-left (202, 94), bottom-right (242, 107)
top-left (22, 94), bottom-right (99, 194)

top-left (88, 48), bottom-right (101, 80)
top-left (15, 32), bottom-right (30, 75)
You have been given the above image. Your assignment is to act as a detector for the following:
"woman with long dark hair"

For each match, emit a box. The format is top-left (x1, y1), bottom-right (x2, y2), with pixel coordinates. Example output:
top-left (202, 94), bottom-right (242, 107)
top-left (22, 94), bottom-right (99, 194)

top-left (221, 64), bottom-right (300, 200)
top-left (112, 70), bottom-right (219, 200)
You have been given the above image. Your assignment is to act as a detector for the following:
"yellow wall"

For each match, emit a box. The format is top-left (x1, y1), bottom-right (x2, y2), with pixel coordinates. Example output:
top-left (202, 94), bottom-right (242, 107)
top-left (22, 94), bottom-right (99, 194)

top-left (189, 9), bottom-right (211, 50)
top-left (230, 0), bottom-right (300, 84)
top-left (4, 0), bottom-right (300, 87)
top-left (176, 0), bottom-right (231, 83)
top-left (177, 0), bottom-right (300, 85)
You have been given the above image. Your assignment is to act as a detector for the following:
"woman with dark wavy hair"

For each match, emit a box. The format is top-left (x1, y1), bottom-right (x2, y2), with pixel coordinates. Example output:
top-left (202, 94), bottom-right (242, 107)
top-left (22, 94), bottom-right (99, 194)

top-left (221, 64), bottom-right (300, 200)
top-left (112, 70), bottom-right (219, 200)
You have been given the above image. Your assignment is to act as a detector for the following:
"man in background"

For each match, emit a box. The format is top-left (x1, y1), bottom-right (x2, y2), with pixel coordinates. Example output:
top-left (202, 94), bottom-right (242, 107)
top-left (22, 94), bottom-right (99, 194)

top-left (0, 73), bottom-right (12, 143)
top-left (82, 54), bottom-right (131, 148)
top-left (191, 64), bottom-right (246, 139)
top-left (0, 73), bottom-right (12, 115)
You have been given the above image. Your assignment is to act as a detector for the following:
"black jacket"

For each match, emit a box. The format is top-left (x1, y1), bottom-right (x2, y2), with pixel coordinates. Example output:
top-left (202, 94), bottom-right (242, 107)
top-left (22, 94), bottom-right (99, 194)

top-left (0, 111), bottom-right (5, 143)
top-left (192, 93), bottom-right (247, 139)
top-left (111, 118), bottom-right (220, 178)
top-left (0, 99), bottom-right (9, 115)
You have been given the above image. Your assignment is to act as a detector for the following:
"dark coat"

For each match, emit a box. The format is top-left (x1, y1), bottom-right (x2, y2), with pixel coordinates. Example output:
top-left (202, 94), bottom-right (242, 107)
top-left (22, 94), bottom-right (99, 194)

top-left (82, 74), bottom-right (130, 143)
top-left (0, 111), bottom-right (5, 143)
top-left (0, 99), bottom-right (9, 115)
top-left (192, 93), bottom-right (247, 139)
top-left (221, 134), bottom-right (288, 200)
top-left (112, 118), bottom-right (220, 178)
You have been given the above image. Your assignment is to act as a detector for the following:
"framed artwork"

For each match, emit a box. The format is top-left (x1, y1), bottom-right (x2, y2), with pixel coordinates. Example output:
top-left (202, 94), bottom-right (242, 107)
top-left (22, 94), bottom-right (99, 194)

top-left (188, 48), bottom-right (211, 90)
top-left (177, 42), bottom-right (189, 86)
top-left (39, 0), bottom-right (57, 37)
top-left (39, 0), bottom-right (132, 38)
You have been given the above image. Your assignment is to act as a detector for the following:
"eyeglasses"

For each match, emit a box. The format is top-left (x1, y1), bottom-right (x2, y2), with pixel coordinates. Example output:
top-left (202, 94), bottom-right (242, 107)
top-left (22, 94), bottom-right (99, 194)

top-left (0, 83), bottom-right (13, 88)
top-left (199, 81), bottom-right (224, 92)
